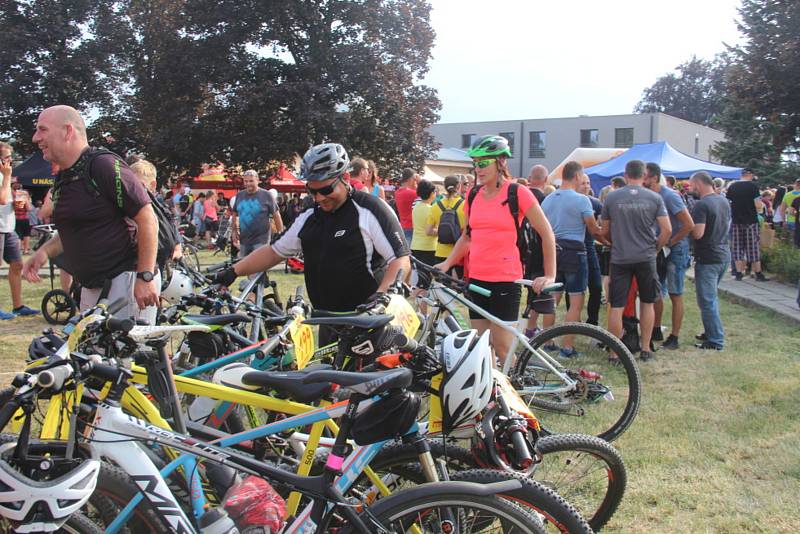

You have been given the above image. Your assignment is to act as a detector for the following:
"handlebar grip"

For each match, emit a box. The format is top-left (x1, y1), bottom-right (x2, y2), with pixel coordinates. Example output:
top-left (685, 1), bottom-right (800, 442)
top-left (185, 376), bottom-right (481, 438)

top-left (541, 283), bottom-right (564, 294)
top-left (38, 365), bottom-right (74, 390)
top-left (468, 284), bottom-right (492, 297)
top-left (392, 332), bottom-right (418, 352)
top-left (107, 298), bottom-right (128, 315)
top-left (295, 286), bottom-right (304, 300)
top-left (105, 317), bottom-right (135, 334)
top-left (205, 262), bottom-right (229, 273)
top-left (89, 363), bottom-right (125, 383)
top-left (509, 426), bottom-right (534, 468)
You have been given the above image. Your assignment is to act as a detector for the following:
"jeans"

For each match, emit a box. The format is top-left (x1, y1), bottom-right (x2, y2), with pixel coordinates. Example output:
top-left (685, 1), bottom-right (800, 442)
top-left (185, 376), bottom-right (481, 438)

top-left (586, 246), bottom-right (603, 325)
top-left (694, 261), bottom-right (728, 348)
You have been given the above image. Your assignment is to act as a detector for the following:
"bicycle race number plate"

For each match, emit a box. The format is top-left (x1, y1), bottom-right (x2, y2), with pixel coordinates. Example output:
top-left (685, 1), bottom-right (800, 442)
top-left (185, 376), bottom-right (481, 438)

top-left (386, 294), bottom-right (420, 338)
top-left (289, 316), bottom-right (315, 369)
top-left (67, 314), bottom-right (105, 351)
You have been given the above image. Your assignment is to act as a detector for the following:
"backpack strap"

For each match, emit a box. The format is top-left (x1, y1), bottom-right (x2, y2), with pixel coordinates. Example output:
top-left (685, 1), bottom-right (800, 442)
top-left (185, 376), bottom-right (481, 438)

top-left (452, 198), bottom-right (464, 211)
top-left (465, 185), bottom-right (482, 237)
top-left (80, 148), bottom-right (125, 210)
top-left (436, 200), bottom-right (446, 212)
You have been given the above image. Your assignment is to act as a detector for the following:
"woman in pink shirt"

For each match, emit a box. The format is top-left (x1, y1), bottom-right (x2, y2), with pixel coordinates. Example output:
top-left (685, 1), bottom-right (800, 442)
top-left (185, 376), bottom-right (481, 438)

top-left (436, 136), bottom-right (556, 365)
top-left (203, 190), bottom-right (219, 249)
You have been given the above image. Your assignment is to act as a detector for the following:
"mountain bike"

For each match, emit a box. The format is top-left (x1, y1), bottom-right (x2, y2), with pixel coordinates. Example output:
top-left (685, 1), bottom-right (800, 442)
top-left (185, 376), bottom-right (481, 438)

top-left (412, 258), bottom-right (640, 442)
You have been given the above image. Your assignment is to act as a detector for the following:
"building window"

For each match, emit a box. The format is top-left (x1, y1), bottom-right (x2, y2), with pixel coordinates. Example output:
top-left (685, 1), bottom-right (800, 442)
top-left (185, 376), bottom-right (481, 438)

top-left (499, 132), bottom-right (515, 156)
top-left (461, 134), bottom-right (475, 149)
top-left (694, 135), bottom-right (700, 154)
top-left (614, 128), bottom-right (634, 148)
top-left (529, 131), bottom-right (546, 158)
top-left (580, 129), bottom-right (599, 148)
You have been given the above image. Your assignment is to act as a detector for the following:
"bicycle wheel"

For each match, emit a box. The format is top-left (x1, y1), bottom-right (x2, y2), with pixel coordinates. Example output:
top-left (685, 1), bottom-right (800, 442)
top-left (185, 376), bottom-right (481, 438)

top-left (0, 511), bottom-right (103, 534)
top-left (512, 322), bottom-right (641, 442)
top-left (367, 441), bottom-right (602, 533)
top-left (41, 289), bottom-right (77, 325)
top-left (532, 434), bottom-right (626, 531)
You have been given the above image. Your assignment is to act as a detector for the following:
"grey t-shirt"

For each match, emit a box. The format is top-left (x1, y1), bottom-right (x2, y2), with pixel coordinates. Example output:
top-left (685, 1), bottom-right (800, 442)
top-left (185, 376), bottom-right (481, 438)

top-left (601, 185), bottom-right (667, 264)
top-left (658, 186), bottom-right (688, 244)
top-left (691, 193), bottom-right (731, 264)
top-left (233, 188), bottom-right (277, 246)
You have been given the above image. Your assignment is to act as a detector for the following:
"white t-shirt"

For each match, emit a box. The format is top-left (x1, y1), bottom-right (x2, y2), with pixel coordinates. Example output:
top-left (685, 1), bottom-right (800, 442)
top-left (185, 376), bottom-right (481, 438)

top-left (0, 182), bottom-right (15, 233)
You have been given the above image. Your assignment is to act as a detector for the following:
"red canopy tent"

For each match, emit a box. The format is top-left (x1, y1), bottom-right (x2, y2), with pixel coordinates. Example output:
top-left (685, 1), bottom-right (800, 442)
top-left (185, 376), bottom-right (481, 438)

top-left (267, 163), bottom-right (305, 193)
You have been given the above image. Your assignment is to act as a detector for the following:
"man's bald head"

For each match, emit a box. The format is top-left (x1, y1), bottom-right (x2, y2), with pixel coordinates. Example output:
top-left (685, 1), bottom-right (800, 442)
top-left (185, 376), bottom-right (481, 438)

top-left (33, 105), bottom-right (89, 169)
top-left (528, 164), bottom-right (548, 189)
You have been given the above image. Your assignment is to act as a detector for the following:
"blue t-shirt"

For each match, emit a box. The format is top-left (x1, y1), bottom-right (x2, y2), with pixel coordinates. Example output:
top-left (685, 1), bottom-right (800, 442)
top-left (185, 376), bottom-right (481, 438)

top-left (658, 186), bottom-right (687, 243)
top-left (542, 188), bottom-right (594, 242)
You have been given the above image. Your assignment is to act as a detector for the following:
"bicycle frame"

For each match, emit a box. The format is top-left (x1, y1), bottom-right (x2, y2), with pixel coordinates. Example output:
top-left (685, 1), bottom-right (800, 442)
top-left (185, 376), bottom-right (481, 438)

top-left (417, 282), bottom-right (578, 397)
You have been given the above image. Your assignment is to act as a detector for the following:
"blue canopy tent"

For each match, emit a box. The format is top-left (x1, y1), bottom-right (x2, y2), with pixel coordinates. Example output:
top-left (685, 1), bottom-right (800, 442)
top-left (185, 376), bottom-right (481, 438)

top-left (585, 141), bottom-right (742, 193)
top-left (12, 151), bottom-right (57, 189)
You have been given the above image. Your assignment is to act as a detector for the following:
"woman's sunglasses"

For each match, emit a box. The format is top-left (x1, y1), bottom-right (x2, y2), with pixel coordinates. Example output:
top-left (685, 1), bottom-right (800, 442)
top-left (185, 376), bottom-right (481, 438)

top-left (306, 176), bottom-right (342, 196)
top-left (472, 158), bottom-right (497, 169)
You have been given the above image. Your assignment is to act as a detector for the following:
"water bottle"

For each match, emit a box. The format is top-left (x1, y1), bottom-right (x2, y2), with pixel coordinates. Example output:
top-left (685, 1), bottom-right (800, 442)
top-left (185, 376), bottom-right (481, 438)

top-left (199, 507), bottom-right (239, 534)
top-left (188, 395), bottom-right (218, 422)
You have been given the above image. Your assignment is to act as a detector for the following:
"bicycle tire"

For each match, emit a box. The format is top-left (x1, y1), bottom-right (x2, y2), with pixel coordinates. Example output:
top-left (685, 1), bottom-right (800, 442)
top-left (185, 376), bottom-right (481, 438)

top-left (532, 434), bottom-right (626, 531)
top-left (512, 322), bottom-right (641, 442)
top-left (41, 289), bottom-right (77, 325)
top-left (350, 481), bottom-right (554, 534)
top-left (368, 439), bottom-right (611, 532)
top-left (0, 511), bottom-right (104, 534)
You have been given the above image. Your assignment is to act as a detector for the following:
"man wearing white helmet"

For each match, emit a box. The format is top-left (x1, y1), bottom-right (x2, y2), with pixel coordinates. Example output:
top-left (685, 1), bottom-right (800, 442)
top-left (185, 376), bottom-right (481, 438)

top-left (231, 169), bottom-right (283, 257)
top-left (215, 144), bottom-right (410, 319)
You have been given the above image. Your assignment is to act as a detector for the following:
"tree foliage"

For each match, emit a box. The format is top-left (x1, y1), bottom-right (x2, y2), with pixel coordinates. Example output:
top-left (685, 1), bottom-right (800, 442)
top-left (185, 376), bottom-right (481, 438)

top-left (0, 0), bottom-right (440, 177)
top-left (634, 56), bottom-right (727, 127)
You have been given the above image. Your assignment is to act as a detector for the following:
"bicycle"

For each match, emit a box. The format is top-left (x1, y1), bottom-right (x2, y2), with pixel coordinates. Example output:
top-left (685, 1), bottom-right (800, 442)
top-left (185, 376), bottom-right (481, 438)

top-left (412, 258), bottom-right (641, 442)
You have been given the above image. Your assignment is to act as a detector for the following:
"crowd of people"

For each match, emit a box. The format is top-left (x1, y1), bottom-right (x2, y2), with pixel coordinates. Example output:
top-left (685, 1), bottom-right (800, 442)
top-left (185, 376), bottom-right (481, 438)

top-left (2, 107), bottom-right (794, 363)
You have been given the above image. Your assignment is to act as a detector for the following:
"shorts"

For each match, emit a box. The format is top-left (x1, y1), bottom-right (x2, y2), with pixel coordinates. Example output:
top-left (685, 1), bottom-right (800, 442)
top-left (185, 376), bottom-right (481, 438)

top-left (730, 223), bottom-right (760, 263)
top-left (204, 218), bottom-right (219, 233)
top-left (434, 256), bottom-right (464, 279)
top-left (0, 232), bottom-right (22, 265)
top-left (609, 260), bottom-right (660, 307)
top-left (14, 219), bottom-right (31, 238)
top-left (555, 252), bottom-right (588, 294)
top-left (659, 241), bottom-right (690, 296)
top-left (80, 270), bottom-right (161, 325)
top-left (411, 250), bottom-right (437, 289)
top-left (526, 272), bottom-right (556, 315)
top-left (599, 246), bottom-right (611, 276)
top-left (467, 279), bottom-right (521, 322)
top-left (411, 249), bottom-right (437, 267)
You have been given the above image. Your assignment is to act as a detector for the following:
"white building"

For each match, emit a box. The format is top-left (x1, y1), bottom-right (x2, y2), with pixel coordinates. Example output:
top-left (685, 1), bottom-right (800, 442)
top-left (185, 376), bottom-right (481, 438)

top-left (428, 112), bottom-right (725, 177)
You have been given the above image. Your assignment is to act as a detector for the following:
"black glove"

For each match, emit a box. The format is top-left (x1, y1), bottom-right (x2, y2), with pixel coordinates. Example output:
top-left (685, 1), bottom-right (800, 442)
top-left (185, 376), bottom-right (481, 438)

top-left (213, 266), bottom-right (238, 287)
top-left (357, 291), bottom-right (391, 312)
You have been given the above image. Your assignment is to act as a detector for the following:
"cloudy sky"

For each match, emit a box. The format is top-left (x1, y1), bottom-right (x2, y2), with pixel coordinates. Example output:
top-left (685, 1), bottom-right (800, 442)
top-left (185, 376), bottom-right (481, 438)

top-left (422, 0), bottom-right (743, 123)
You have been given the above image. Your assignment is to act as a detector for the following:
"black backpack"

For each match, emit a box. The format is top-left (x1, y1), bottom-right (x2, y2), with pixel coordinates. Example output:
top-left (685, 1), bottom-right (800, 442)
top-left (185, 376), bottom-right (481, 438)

top-left (79, 148), bottom-right (179, 269)
top-left (436, 198), bottom-right (463, 244)
top-left (466, 183), bottom-right (537, 272)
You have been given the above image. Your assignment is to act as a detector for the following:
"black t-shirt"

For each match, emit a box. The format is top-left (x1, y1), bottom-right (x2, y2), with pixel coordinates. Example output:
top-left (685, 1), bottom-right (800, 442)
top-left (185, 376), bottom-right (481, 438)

top-left (726, 180), bottom-right (760, 225)
top-left (53, 148), bottom-right (150, 287)
top-left (272, 190), bottom-right (409, 311)
top-left (584, 196), bottom-right (602, 252)
top-left (691, 193), bottom-right (731, 264)
top-left (527, 188), bottom-right (546, 275)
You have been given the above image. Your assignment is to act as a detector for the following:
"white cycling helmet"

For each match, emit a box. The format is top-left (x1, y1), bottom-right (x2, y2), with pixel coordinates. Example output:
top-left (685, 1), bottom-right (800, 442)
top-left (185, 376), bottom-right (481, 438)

top-left (0, 442), bottom-right (100, 526)
top-left (439, 329), bottom-right (493, 433)
top-left (162, 267), bottom-right (194, 305)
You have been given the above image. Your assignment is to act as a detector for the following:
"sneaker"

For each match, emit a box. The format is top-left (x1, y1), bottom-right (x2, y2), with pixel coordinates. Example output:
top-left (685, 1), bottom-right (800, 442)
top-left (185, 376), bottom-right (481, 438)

top-left (524, 327), bottom-right (541, 339)
top-left (734, 273), bottom-right (743, 281)
top-left (639, 350), bottom-right (654, 362)
top-left (661, 334), bottom-right (679, 350)
top-left (695, 332), bottom-right (707, 341)
top-left (651, 327), bottom-right (664, 342)
top-left (0, 310), bottom-right (15, 320)
top-left (12, 305), bottom-right (40, 317)
top-left (558, 347), bottom-right (581, 359)
top-left (694, 341), bottom-right (723, 351)
top-left (755, 272), bottom-right (769, 282)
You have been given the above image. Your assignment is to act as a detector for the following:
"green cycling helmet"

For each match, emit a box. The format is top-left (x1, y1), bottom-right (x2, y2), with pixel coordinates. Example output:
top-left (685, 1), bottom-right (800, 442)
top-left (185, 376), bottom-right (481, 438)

top-left (467, 135), bottom-right (512, 158)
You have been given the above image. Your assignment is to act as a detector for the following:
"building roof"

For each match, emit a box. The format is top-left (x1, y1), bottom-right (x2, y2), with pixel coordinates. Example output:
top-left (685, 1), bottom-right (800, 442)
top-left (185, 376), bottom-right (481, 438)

top-left (428, 147), bottom-right (471, 163)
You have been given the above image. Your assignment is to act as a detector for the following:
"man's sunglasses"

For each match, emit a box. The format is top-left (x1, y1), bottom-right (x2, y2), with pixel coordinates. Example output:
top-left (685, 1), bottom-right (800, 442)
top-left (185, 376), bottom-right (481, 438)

top-left (306, 176), bottom-right (342, 196)
top-left (472, 158), bottom-right (497, 169)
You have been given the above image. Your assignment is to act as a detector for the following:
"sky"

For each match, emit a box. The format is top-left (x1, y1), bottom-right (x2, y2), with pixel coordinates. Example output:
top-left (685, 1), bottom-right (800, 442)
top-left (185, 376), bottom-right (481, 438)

top-left (422, 0), bottom-right (743, 124)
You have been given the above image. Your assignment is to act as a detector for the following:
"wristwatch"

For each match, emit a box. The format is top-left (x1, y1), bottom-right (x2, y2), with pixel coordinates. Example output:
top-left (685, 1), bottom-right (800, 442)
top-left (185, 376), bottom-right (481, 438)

top-left (136, 271), bottom-right (155, 282)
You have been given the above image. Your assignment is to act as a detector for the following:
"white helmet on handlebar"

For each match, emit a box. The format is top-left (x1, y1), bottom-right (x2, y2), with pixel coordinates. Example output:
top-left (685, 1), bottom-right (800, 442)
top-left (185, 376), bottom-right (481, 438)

top-left (161, 267), bottom-right (194, 304)
top-left (439, 329), bottom-right (493, 433)
top-left (0, 441), bottom-right (100, 526)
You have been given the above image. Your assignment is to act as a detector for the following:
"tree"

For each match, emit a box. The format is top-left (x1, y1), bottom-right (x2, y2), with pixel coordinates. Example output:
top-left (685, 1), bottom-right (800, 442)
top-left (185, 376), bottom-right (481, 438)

top-left (634, 56), bottom-right (727, 126)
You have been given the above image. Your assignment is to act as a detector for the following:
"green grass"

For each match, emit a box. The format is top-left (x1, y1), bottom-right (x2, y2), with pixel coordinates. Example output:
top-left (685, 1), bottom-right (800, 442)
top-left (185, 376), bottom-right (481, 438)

top-left (1, 252), bottom-right (798, 532)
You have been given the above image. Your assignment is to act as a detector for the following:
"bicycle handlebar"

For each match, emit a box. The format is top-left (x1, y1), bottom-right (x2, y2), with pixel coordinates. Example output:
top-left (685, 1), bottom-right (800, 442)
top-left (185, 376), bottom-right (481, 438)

top-left (107, 297), bottom-right (128, 316)
top-left (467, 284), bottom-right (491, 297)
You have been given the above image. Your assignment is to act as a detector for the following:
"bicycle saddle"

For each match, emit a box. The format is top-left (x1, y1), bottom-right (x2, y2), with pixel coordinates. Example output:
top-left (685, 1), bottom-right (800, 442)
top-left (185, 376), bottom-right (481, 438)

top-left (181, 313), bottom-right (249, 326)
top-left (214, 362), bottom-right (333, 404)
top-left (301, 368), bottom-right (412, 397)
top-left (303, 313), bottom-right (394, 330)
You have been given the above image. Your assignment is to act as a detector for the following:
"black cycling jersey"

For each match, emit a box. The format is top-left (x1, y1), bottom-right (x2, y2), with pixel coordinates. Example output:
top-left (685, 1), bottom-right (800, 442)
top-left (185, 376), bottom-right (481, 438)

top-left (273, 190), bottom-right (409, 311)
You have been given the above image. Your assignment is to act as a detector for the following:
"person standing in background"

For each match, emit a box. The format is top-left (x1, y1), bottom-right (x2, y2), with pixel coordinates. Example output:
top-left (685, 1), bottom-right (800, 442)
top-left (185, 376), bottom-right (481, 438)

top-left (394, 168), bottom-right (419, 243)
top-left (231, 170), bottom-right (282, 258)
top-left (12, 180), bottom-right (33, 254)
top-left (427, 175), bottom-right (466, 277)
top-left (523, 164), bottom-right (556, 336)
top-left (578, 172), bottom-right (605, 327)
top-left (203, 190), bottom-right (219, 249)
top-left (726, 168), bottom-right (768, 281)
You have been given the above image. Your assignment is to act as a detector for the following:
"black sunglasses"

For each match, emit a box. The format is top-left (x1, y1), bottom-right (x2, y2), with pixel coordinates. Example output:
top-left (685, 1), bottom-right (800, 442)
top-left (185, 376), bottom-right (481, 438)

top-left (306, 176), bottom-right (343, 197)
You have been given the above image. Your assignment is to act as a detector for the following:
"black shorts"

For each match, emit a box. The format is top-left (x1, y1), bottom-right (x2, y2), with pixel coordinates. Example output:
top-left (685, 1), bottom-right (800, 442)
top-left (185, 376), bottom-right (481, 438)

top-left (599, 246), bottom-right (611, 276)
top-left (411, 249), bottom-right (437, 267)
top-left (609, 260), bottom-right (661, 307)
top-left (411, 250), bottom-right (437, 289)
top-left (526, 271), bottom-right (556, 314)
top-left (15, 219), bottom-right (31, 238)
top-left (204, 218), bottom-right (219, 233)
top-left (467, 279), bottom-right (521, 322)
